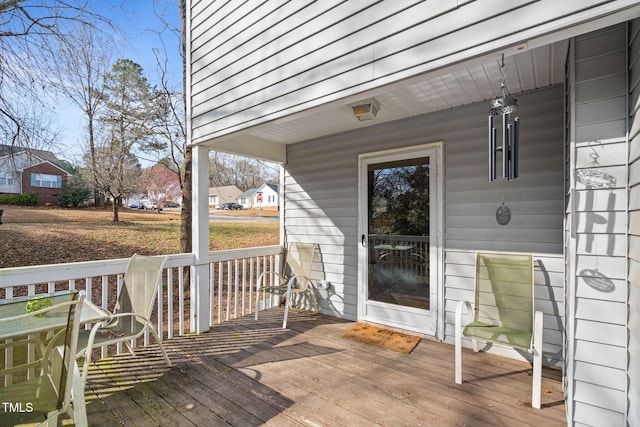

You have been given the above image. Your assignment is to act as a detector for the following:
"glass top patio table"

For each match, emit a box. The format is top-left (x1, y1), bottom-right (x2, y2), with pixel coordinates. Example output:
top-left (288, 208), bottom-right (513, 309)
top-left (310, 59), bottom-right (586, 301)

top-left (0, 291), bottom-right (109, 340)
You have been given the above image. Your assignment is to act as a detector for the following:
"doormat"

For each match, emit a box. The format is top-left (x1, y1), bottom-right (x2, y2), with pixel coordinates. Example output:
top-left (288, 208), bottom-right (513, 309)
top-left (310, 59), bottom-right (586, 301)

top-left (342, 323), bottom-right (421, 354)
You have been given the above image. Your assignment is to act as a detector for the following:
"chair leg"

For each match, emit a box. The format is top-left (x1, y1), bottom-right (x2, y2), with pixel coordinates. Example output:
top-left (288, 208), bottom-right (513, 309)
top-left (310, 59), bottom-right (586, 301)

top-left (124, 340), bottom-right (137, 357)
top-left (255, 292), bottom-right (262, 321)
top-left (71, 360), bottom-right (89, 426)
top-left (148, 326), bottom-right (172, 367)
top-left (455, 300), bottom-right (472, 384)
top-left (532, 310), bottom-right (544, 409)
top-left (308, 287), bottom-right (319, 313)
top-left (282, 291), bottom-right (291, 328)
top-left (455, 326), bottom-right (462, 384)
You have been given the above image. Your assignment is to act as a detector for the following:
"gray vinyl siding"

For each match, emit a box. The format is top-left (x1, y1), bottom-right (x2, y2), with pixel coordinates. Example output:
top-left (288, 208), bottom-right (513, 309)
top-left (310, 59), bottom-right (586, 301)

top-left (189, 0), bottom-right (625, 145)
top-left (284, 85), bottom-right (565, 364)
top-left (628, 18), bottom-right (640, 427)
top-left (568, 24), bottom-right (629, 426)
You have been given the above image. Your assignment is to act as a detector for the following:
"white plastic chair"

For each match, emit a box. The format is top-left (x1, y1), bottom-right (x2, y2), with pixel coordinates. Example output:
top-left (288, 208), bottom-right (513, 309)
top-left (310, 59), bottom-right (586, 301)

top-left (77, 254), bottom-right (171, 368)
top-left (455, 251), bottom-right (543, 409)
top-left (255, 243), bottom-right (319, 328)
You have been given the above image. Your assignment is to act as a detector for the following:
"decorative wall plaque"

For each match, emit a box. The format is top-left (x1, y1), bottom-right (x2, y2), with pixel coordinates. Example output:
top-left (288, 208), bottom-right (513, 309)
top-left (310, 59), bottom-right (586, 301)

top-left (496, 204), bottom-right (511, 226)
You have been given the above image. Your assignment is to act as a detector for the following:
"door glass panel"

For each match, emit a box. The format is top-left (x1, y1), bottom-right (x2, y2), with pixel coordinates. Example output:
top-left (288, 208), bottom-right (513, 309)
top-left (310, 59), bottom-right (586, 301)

top-left (367, 157), bottom-right (430, 310)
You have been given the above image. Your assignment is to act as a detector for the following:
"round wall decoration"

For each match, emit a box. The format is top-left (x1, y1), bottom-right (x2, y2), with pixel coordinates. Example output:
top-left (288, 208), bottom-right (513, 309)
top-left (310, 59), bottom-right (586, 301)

top-left (496, 204), bottom-right (511, 226)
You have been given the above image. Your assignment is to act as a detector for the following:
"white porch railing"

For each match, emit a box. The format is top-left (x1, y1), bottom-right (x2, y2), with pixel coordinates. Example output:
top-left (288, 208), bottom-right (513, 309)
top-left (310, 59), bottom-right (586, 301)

top-left (0, 245), bottom-right (282, 355)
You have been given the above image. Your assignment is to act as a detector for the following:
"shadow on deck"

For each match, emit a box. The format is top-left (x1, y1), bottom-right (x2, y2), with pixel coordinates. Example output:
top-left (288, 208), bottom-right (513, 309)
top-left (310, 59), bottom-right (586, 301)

top-left (84, 309), bottom-right (566, 426)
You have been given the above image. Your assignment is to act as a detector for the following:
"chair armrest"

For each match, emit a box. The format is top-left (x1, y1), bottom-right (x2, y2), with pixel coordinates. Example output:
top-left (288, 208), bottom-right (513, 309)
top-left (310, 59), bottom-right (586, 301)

top-left (284, 274), bottom-right (311, 291)
top-left (533, 310), bottom-right (544, 352)
top-left (78, 321), bottom-right (103, 380)
top-left (455, 300), bottom-right (473, 332)
top-left (257, 271), bottom-right (284, 289)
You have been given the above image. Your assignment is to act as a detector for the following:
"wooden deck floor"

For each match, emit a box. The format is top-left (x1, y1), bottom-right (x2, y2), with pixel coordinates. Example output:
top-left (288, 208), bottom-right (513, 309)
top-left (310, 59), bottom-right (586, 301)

top-left (82, 309), bottom-right (566, 426)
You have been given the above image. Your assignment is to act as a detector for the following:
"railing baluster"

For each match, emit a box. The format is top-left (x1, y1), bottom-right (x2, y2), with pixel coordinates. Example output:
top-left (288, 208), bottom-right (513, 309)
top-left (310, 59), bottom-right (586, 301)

top-left (234, 259), bottom-right (239, 319)
top-left (217, 261), bottom-right (223, 324)
top-left (168, 268), bottom-right (174, 339)
top-left (102, 275), bottom-right (110, 358)
top-left (225, 260), bottom-right (232, 321)
top-left (157, 268), bottom-right (164, 343)
top-left (241, 258), bottom-right (247, 316)
top-left (209, 262), bottom-right (216, 325)
top-left (178, 266), bottom-right (185, 336)
top-left (249, 258), bottom-right (254, 313)
top-left (115, 273), bottom-right (126, 354)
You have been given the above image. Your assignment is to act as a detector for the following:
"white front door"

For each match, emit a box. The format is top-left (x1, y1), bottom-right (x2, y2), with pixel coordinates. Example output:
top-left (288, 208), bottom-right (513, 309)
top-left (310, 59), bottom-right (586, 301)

top-left (358, 144), bottom-right (442, 335)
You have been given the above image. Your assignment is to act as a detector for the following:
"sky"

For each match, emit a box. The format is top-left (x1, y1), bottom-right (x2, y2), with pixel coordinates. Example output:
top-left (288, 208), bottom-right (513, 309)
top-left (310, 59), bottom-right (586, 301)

top-left (54, 0), bottom-right (183, 164)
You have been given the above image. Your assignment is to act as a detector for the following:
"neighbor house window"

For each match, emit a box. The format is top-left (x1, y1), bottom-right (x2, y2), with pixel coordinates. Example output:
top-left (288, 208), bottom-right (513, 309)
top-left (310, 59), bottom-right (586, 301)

top-left (31, 173), bottom-right (62, 188)
top-left (0, 174), bottom-right (14, 185)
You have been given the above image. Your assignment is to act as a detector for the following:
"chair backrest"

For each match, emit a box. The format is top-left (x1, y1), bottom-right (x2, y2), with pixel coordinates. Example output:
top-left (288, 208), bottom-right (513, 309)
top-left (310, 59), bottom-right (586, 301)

top-left (283, 243), bottom-right (317, 289)
top-left (114, 254), bottom-right (167, 335)
top-left (0, 290), bottom-right (82, 424)
top-left (473, 252), bottom-right (534, 348)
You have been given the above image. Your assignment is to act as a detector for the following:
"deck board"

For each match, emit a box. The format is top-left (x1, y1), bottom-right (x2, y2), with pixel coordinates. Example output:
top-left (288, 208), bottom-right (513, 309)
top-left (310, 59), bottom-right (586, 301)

top-left (81, 309), bottom-right (566, 426)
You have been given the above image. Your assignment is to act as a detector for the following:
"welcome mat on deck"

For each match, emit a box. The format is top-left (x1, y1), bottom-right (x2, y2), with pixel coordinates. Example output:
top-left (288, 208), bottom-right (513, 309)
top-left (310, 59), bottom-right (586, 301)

top-left (342, 323), bottom-right (421, 354)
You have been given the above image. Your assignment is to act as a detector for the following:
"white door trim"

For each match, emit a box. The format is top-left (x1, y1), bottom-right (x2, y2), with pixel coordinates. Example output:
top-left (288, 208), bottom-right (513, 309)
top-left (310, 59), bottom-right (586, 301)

top-left (357, 142), bottom-right (444, 337)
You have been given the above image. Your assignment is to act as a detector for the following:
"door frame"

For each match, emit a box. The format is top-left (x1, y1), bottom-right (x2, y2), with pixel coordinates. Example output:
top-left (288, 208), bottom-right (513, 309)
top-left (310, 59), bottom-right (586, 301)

top-left (357, 142), bottom-right (444, 337)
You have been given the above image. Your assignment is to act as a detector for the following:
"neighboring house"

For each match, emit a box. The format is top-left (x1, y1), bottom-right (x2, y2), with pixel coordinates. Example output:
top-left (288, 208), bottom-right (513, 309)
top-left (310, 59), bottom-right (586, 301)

top-left (186, 2), bottom-right (640, 424)
top-left (0, 145), bottom-right (70, 205)
top-left (257, 183), bottom-right (279, 209)
top-left (237, 188), bottom-right (258, 209)
top-left (237, 183), bottom-right (279, 209)
top-left (208, 185), bottom-right (241, 208)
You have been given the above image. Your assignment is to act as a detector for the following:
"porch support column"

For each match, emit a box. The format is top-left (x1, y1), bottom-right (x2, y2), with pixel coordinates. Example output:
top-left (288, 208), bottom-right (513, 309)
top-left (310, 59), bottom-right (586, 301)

top-left (191, 144), bottom-right (211, 333)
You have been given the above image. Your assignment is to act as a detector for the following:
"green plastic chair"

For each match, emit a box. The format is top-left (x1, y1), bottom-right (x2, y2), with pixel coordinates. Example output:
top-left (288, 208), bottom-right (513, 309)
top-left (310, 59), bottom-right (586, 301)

top-left (0, 290), bottom-right (84, 426)
top-left (255, 243), bottom-right (319, 328)
top-left (455, 252), bottom-right (543, 409)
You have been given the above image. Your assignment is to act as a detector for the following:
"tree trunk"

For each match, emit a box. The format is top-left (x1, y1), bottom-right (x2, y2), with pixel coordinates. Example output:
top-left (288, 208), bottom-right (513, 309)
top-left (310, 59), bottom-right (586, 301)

top-left (112, 197), bottom-right (119, 222)
top-left (179, 0), bottom-right (192, 254)
top-left (180, 145), bottom-right (192, 253)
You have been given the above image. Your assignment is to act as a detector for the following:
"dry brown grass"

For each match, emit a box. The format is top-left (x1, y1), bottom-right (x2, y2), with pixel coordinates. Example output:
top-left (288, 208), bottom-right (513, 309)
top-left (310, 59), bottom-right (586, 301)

top-left (0, 206), bottom-right (279, 268)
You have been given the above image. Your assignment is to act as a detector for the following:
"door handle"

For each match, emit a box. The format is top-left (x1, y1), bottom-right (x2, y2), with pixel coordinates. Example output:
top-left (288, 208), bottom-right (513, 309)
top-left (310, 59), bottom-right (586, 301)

top-left (361, 234), bottom-right (366, 247)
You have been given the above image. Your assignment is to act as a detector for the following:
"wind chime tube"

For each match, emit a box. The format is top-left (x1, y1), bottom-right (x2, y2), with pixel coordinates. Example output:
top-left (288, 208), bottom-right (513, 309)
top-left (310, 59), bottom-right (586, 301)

top-left (512, 117), bottom-right (520, 179)
top-left (502, 113), bottom-right (509, 179)
top-left (488, 115), bottom-right (495, 181)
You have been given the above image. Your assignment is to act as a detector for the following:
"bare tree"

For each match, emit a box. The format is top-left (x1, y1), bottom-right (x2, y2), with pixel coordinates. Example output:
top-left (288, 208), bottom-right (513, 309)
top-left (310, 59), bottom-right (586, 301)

top-left (96, 58), bottom-right (168, 222)
top-left (91, 130), bottom-right (140, 221)
top-left (0, 1), bottom-right (108, 151)
top-left (153, 51), bottom-right (192, 251)
top-left (52, 23), bottom-right (115, 206)
top-left (209, 151), bottom-right (279, 191)
top-left (141, 0), bottom-right (191, 252)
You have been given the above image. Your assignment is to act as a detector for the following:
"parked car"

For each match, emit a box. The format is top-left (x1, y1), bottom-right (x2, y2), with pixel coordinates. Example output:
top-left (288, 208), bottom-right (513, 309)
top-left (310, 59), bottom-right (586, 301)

top-left (128, 202), bottom-right (148, 210)
top-left (165, 201), bottom-right (180, 208)
top-left (220, 202), bottom-right (243, 210)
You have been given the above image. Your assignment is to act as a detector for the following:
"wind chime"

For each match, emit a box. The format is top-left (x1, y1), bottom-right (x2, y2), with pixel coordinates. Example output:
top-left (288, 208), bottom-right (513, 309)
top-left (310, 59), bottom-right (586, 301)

top-left (488, 56), bottom-right (519, 181)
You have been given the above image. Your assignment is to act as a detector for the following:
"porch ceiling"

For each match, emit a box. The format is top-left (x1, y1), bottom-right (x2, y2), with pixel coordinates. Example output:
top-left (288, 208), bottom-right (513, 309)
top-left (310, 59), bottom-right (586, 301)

top-left (206, 40), bottom-right (568, 162)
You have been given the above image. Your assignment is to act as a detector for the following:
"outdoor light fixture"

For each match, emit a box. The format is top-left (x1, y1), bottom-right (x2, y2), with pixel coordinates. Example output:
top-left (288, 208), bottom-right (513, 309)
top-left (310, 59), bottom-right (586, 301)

top-left (488, 57), bottom-right (519, 181)
top-left (351, 98), bottom-right (379, 121)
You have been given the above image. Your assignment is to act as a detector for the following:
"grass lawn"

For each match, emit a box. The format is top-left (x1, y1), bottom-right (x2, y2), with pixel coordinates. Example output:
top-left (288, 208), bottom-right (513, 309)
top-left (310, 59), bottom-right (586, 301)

top-left (0, 206), bottom-right (279, 268)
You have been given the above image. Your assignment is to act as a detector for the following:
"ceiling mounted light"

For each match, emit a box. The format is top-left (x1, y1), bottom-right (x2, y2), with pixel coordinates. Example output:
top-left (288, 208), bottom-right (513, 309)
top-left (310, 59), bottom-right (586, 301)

top-left (488, 56), bottom-right (519, 181)
top-left (351, 98), bottom-right (379, 121)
